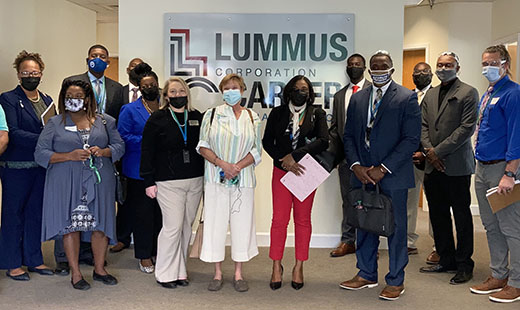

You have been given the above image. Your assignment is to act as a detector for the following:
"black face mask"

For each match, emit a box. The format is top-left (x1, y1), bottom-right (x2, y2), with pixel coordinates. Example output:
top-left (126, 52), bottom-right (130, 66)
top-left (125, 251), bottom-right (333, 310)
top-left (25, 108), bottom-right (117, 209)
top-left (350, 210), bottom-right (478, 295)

top-left (413, 73), bottom-right (432, 90)
top-left (347, 67), bottom-right (364, 82)
top-left (141, 86), bottom-right (159, 101)
top-left (290, 89), bottom-right (308, 107)
top-left (169, 96), bottom-right (188, 109)
top-left (21, 77), bottom-right (40, 91)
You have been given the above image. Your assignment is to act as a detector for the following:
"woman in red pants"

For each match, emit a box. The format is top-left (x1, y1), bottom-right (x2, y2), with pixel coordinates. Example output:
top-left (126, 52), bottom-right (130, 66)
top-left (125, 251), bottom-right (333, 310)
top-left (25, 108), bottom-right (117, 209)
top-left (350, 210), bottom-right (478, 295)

top-left (262, 75), bottom-right (328, 290)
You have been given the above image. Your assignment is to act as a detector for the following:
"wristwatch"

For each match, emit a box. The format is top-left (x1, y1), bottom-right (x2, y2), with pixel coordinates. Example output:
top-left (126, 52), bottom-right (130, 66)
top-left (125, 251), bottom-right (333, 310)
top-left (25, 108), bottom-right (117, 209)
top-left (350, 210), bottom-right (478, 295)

top-left (504, 170), bottom-right (516, 178)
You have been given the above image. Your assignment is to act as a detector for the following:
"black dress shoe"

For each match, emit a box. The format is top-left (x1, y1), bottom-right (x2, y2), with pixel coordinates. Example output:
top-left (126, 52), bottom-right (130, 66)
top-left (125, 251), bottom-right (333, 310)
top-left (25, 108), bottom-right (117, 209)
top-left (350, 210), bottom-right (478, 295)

top-left (270, 265), bottom-right (284, 290)
top-left (92, 271), bottom-right (118, 285)
top-left (79, 259), bottom-right (108, 267)
top-left (175, 279), bottom-right (189, 287)
top-left (450, 271), bottom-right (473, 285)
top-left (71, 277), bottom-right (91, 290)
top-left (55, 262), bottom-right (70, 276)
top-left (28, 267), bottom-right (54, 275)
top-left (5, 271), bottom-right (30, 281)
top-left (157, 280), bottom-right (177, 289)
top-left (419, 264), bottom-right (457, 273)
top-left (291, 281), bottom-right (304, 290)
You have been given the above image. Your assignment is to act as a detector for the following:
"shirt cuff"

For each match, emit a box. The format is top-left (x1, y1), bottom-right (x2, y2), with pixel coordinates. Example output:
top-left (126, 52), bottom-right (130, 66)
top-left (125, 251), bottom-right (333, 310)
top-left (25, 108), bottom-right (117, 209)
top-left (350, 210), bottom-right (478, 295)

top-left (196, 140), bottom-right (211, 155)
top-left (249, 149), bottom-right (262, 166)
top-left (350, 162), bottom-right (360, 170)
top-left (381, 163), bottom-right (392, 174)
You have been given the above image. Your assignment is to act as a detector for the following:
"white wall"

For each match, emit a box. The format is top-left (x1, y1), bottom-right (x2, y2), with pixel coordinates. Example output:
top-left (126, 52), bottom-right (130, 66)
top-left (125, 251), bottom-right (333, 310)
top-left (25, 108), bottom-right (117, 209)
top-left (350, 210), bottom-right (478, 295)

top-left (404, 2), bottom-right (492, 94)
top-left (492, 0), bottom-right (520, 42)
top-left (97, 22), bottom-right (119, 56)
top-left (119, 0), bottom-right (405, 245)
top-left (0, 0), bottom-right (97, 100)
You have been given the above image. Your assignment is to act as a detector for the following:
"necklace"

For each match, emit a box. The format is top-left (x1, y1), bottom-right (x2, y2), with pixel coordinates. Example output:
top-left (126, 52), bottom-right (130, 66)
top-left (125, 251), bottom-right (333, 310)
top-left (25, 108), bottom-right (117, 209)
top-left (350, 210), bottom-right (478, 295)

top-left (28, 92), bottom-right (40, 103)
top-left (142, 99), bottom-right (153, 114)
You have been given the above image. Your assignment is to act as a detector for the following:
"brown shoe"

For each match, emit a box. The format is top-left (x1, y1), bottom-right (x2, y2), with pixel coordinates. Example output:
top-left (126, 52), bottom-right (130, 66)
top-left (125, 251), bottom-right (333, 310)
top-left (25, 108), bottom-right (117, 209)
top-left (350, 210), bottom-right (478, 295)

top-left (426, 251), bottom-right (440, 265)
top-left (110, 242), bottom-right (129, 253)
top-left (330, 242), bottom-right (355, 257)
top-left (407, 247), bottom-right (418, 255)
top-left (489, 285), bottom-right (520, 303)
top-left (339, 275), bottom-right (378, 290)
top-left (470, 276), bottom-right (508, 295)
top-left (379, 285), bottom-right (405, 301)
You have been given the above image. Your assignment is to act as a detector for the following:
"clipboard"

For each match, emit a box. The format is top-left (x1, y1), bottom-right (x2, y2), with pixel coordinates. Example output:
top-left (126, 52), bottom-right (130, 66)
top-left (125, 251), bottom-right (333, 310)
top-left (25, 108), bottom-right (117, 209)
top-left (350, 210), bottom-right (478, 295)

top-left (486, 181), bottom-right (520, 213)
top-left (280, 153), bottom-right (330, 202)
top-left (41, 102), bottom-right (56, 125)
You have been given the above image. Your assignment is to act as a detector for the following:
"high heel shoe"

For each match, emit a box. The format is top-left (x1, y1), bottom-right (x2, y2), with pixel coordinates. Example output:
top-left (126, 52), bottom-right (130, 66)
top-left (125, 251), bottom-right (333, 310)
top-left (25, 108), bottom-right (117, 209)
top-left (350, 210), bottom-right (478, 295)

top-left (291, 265), bottom-right (304, 290)
top-left (269, 265), bottom-right (284, 290)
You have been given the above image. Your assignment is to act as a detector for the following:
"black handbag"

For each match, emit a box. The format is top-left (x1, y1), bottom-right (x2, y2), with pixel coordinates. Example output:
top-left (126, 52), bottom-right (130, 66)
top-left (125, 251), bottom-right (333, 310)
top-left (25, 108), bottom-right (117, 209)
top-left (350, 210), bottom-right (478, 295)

top-left (346, 184), bottom-right (395, 236)
top-left (313, 150), bottom-right (336, 172)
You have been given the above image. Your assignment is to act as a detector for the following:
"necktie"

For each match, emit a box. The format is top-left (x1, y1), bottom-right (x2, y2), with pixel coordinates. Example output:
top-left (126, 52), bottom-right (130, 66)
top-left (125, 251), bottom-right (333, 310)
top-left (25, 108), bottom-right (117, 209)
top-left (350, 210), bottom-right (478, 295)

top-left (475, 86), bottom-right (494, 144)
top-left (131, 87), bottom-right (139, 103)
top-left (95, 79), bottom-right (101, 99)
top-left (352, 85), bottom-right (360, 93)
top-left (372, 88), bottom-right (383, 120)
top-left (417, 90), bottom-right (424, 104)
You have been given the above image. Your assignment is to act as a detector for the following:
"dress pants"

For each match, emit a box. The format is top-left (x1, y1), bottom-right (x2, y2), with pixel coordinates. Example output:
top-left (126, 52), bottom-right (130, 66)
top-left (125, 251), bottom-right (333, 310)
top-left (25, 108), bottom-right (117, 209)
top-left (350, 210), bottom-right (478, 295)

top-left (423, 170), bottom-right (474, 272)
top-left (155, 177), bottom-right (202, 282)
top-left (475, 162), bottom-right (520, 288)
top-left (0, 167), bottom-right (45, 269)
top-left (115, 200), bottom-right (132, 247)
top-left (269, 167), bottom-right (316, 261)
top-left (406, 166), bottom-right (424, 249)
top-left (356, 188), bottom-right (408, 286)
top-left (200, 183), bottom-right (258, 263)
top-left (126, 178), bottom-right (162, 259)
top-left (338, 162), bottom-right (356, 244)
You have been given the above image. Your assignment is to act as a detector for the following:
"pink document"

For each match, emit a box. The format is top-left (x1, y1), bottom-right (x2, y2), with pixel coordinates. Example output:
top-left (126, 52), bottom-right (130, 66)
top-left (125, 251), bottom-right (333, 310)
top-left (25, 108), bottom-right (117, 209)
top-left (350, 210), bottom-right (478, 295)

top-left (280, 153), bottom-right (331, 202)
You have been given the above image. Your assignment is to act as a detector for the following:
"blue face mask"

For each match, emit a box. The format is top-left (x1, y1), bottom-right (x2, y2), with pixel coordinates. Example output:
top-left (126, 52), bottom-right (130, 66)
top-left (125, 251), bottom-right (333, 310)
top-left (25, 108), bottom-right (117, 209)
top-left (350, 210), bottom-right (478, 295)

top-left (482, 65), bottom-right (502, 83)
top-left (223, 89), bottom-right (242, 106)
top-left (370, 68), bottom-right (393, 85)
top-left (88, 57), bottom-right (108, 73)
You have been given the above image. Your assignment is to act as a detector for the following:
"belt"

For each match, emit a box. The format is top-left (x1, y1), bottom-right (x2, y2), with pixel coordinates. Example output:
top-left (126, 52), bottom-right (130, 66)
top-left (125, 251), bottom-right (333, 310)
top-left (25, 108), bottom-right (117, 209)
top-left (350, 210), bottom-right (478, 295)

top-left (479, 159), bottom-right (505, 165)
top-left (0, 161), bottom-right (40, 169)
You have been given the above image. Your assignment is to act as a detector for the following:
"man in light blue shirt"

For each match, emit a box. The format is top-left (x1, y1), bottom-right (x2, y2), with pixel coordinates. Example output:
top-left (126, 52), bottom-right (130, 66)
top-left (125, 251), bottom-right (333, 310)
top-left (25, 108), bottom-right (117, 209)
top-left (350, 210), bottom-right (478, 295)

top-left (0, 105), bottom-right (8, 155)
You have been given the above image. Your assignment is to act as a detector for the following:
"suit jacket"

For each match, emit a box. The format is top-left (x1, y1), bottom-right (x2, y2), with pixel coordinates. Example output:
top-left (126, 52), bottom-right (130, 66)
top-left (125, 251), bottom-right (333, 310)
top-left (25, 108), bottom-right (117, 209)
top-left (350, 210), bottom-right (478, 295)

top-left (329, 80), bottom-right (372, 164)
top-left (117, 98), bottom-right (150, 180)
top-left (122, 84), bottom-right (130, 106)
top-left (421, 78), bottom-right (478, 176)
top-left (0, 85), bottom-right (53, 162)
top-left (64, 72), bottom-right (124, 120)
top-left (343, 81), bottom-right (421, 190)
top-left (263, 104), bottom-right (329, 171)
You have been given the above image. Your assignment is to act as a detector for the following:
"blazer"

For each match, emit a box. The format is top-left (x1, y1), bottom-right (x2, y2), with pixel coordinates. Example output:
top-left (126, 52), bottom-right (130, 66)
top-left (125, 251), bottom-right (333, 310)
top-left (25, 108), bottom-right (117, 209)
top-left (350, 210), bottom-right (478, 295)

top-left (343, 81), bottom-right (421, 190)
top-left (0, 85), bottom-right (53, 162)
top-left (263, 104), bottom-right (329, 171)
top-left (64, 72), bottom-right (124, 120)
top-left (329, 80), bottom-right (372, 164)
top-left (117, 98), bottom-right (150, 180)
top-left (421, 78), bottom-right (478, 176)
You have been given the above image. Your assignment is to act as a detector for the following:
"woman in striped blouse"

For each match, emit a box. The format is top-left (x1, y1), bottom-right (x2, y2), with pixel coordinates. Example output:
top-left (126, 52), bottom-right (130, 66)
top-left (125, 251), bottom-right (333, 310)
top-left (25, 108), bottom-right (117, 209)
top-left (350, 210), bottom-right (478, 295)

top-left (196, 74), bottom-right (262, 293)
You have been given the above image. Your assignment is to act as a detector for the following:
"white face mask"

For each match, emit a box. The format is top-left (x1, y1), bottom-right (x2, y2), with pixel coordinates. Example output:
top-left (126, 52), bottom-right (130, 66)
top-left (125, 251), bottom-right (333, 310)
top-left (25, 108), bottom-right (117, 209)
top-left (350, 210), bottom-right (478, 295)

top-left (370, 68), bottom-right (394, 85)
top-left (65, 98), bottom-right (84, 112)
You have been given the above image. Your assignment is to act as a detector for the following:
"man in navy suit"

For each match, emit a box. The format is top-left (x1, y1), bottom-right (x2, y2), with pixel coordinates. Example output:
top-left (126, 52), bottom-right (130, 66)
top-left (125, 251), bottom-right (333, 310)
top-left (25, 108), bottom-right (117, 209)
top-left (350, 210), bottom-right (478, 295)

top-left (339, 51), bottom-right (421, 301)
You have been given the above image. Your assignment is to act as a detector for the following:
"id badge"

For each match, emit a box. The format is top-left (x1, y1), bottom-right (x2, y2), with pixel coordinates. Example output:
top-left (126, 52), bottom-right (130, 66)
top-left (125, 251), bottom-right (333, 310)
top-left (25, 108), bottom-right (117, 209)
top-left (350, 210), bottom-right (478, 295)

top-left (183, 149), bottom-right (190, 164)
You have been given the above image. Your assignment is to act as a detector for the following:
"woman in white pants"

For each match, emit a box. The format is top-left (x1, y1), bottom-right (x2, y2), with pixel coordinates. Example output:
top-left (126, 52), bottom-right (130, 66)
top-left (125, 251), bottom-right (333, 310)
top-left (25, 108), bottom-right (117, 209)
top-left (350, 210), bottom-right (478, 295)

top-left (197, 74), bottom-right (262, 292)
top-left (140, 77), bottom-right (204, 289)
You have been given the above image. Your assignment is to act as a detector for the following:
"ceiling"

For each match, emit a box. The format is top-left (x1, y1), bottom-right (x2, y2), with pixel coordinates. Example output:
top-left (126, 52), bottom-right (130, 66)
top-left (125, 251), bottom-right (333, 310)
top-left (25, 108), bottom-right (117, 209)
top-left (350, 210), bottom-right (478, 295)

top-left (68, 0), bottom-right (496, 23)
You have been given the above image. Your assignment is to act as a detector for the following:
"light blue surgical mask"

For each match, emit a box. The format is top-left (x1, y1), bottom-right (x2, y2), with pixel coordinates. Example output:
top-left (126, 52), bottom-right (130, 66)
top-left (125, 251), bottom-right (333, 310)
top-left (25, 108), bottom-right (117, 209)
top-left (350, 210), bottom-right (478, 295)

top-left (223, 89), bottom-right (242, 106)
top-left (482, 65), bottom-right (502, 83)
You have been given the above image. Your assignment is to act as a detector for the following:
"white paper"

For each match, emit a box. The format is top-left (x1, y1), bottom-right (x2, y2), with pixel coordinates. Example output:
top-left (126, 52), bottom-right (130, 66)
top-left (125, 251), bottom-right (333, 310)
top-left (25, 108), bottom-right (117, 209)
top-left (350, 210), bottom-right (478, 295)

top-left (486, 179), bottom-right (520, 197)
top-left (280, 153), bottom-right (331, 202)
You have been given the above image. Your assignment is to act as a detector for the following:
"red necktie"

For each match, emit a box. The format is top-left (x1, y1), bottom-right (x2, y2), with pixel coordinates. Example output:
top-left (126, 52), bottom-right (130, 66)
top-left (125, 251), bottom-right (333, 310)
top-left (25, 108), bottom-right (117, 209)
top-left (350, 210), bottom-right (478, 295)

top-left (352, 85), bottom-right (360, 93)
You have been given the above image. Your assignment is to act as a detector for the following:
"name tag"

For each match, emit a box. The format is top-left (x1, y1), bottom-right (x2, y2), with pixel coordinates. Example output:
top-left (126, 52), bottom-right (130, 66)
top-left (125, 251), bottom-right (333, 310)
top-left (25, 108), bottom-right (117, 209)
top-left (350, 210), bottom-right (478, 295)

top-left (490, 97), bottom-right (500, 105)
top-left (188, 120), bottom-right (199, 126)
top-left (65, 125), bottom-right (78, 132)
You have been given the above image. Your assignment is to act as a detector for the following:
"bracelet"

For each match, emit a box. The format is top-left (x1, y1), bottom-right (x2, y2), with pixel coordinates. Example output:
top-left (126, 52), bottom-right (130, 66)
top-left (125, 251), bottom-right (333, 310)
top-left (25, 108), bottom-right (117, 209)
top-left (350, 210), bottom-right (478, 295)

top-left (213, 156), bottom-right (219, 166)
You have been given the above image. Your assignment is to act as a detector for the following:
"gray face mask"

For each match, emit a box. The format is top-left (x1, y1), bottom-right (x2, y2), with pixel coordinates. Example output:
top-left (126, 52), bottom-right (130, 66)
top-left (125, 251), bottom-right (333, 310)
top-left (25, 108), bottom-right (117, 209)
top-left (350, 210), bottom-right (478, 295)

top-left (435, 68), bottom-right (457, 83)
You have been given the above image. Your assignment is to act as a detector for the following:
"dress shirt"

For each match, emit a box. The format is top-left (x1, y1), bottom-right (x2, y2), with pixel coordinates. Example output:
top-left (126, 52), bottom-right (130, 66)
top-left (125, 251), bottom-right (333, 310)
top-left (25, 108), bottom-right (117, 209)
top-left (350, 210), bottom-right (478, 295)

top-left (128, 82), bottom-right (141, 103)
top-left (87, 71), bottom-right (107, 113)
top-left (475, 75), bottom-right (520, 162)
top-left (0, 105), bottom-right (8, 131)
top-left (344, 78), bottom-right (366, 111)
top-left (415, 84), bottom-right (431, 104)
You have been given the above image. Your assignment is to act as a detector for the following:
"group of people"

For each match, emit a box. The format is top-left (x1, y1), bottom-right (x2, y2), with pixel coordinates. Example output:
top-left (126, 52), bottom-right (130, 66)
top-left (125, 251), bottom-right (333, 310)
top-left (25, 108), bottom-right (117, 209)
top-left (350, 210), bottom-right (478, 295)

top-left (0, 42), bottom-right (518, 303)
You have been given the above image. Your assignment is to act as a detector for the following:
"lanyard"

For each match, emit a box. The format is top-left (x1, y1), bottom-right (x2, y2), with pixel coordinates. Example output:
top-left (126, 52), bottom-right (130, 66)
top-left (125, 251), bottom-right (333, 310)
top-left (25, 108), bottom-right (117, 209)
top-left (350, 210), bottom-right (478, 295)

top-left (91, 79), bottom-right (106, 113)
top-left (477, 83), bottom-right (506, 124)
top-left (368, 90), bottom-right (383, 126)
top-left (169, 108), bottom-right (188, 146)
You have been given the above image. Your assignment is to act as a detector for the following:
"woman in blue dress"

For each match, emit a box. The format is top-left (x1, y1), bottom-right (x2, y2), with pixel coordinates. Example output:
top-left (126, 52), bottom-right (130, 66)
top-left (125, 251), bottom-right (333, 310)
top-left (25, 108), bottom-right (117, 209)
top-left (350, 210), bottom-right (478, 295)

top-left (35, 79), bottom-right (125, 290)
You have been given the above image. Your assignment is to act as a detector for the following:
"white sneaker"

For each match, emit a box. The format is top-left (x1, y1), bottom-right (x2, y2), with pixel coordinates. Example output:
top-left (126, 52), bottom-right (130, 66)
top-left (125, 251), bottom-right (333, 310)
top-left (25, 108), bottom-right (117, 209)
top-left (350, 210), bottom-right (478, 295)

top-left (139, 261), bottom-right (154, 274)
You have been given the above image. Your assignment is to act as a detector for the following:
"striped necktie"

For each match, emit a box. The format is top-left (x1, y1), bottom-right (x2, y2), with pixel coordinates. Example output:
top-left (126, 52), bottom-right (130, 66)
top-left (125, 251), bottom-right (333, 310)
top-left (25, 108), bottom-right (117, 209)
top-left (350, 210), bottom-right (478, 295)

top-left (475, 86), bottom-right (494, 144)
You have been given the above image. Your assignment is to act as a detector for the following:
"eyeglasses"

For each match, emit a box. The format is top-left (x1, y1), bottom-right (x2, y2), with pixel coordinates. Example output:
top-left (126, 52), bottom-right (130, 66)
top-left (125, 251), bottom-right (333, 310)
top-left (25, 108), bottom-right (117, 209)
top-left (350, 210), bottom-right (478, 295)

top-left (65, 96), bottom-right (86, 100)
top-left (169, 89), bottom-right (187, 96)
top-left (413, 69), bottom-right (432, 75)
top-left (20, 71), bottom-right (42, 77)
top-left (482, 60), bottom-right (506, 67)
top-left (437, 63), bottom-right (457, 69)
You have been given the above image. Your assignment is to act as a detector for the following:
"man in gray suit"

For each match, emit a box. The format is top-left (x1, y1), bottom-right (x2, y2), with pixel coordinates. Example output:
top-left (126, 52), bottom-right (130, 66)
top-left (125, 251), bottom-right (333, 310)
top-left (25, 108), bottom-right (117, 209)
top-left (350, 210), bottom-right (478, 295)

top-left (329, 53), bottom-right (371, 257)
top-left (419, 52), bottom-right (478, 285)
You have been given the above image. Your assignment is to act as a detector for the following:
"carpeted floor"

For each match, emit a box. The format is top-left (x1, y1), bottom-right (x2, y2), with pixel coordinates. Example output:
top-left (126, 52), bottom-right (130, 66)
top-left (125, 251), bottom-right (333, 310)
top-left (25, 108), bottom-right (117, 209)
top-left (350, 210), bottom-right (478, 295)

top-left (0, 210), bottom-right (518, 310)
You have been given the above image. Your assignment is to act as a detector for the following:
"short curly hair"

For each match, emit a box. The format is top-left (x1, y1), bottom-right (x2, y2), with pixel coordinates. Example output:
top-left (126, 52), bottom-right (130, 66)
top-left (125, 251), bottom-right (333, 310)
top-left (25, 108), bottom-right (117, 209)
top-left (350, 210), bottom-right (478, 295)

top-left (13, 50), bottom-right (45, 73)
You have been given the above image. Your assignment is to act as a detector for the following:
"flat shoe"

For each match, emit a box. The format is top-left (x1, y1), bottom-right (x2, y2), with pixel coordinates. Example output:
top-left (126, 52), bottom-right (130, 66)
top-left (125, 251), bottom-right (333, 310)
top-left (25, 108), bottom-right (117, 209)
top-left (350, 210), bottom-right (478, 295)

top-left (92, 271), bottom-right (118, 285)
top-left (6, 271), bottom-right (30, 281)
top-left (157, 280), bottom-right (177, 289)
top-left (208, 279), bottom-right (223, 291)
top-left (28, 267), bottom-right (54, 275)
top-left (54, 262), bottom-right (70, 276)
top-left (71, 277), bottom-right (91, 290)
top-left (175, 279), bottom-right (189, 287)
top-left (139, 261), bottom-right (154, 274)
top-left (233, 278), bottom-right (249, 292)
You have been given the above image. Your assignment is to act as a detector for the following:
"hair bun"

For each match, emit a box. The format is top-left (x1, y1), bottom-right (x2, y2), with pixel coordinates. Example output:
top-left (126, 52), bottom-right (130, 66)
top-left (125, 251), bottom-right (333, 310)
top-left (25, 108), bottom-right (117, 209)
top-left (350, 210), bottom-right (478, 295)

top-left (133, 62), bottom-right (152, 75)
